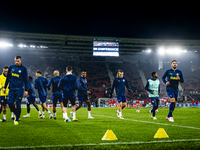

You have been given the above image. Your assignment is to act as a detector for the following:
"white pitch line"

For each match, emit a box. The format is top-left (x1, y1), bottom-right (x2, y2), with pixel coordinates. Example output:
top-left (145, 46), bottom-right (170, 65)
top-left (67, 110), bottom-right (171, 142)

top-left (0, 139), bottom-right (200, 149)
top-left (93, 114), bottom-right (200, 130)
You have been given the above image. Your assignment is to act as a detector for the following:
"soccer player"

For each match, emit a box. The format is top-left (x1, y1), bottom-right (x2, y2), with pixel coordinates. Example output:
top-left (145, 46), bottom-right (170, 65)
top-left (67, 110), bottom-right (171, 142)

top-left (23, 76), bottom-right (42, 118)
top-left (47, 70), bottom-right (64, 119)
top-left (72, 71), bottom-right (94, 119)
top-left (110, 69), bottom-right (131, 119)
top-left (4, 56), bottom-right (28, 125)
top-left (34, 71), bottom-right (53, 119)
top-left (0, 66), bottom-right (14, 122)
top-left (145, 72), bottom-right (160, 120)
top-left (162, 60), bottom-right (184, 122)
top-left (58, 66), bottom-right (78, 122)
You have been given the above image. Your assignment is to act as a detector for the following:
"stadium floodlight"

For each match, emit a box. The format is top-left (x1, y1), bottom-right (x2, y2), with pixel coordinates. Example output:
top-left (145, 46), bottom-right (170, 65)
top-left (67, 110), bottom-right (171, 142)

top-left (0, 42), bottom-right (13, 48)
top-left (147, 49), bottom-right (152, 53)
top-left (158, 47), bottom-right (165, 55)
top-left (30, 45), bottom-right (35, 48)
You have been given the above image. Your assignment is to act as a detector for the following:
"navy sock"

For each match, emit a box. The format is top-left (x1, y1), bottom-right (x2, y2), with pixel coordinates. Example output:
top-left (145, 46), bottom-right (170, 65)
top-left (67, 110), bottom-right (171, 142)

top-left (168, 102), bottom-right (175, 117)
top-left (152, 106), bottom-right (156, 117)
top-left (16, 104), bottom-right (21, 121)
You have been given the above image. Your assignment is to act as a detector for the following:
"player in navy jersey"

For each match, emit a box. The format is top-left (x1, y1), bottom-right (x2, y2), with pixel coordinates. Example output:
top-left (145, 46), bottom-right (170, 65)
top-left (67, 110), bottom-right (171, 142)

top-left (71, 70), bottom-right (94, 119)
top-left (4, 56), bottom-right (28, 125)
top-left (58, 66), bottom-right (78, 122)
top-left (23, 76), bottom-right (42, 118)
top-left (110, 69), bottom-right (131, 119)
top-left (47, 70), bottom-right (63, 119)
top-left (162, 60), bottom-right (184, 122)
top-left (35, 71), bottom-right (53, 119)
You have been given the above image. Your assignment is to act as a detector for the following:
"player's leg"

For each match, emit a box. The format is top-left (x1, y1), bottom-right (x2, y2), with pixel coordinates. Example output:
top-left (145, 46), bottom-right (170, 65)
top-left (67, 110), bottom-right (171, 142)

top-left (23, 104), bottom-right (30, 118)
top-left (32, 101), bottom-right (42, 117)
top-left (116, 96), bottom-right (122, 118)
top-left (62, 98), bottom-right (68, 122)
top-left (85, 99), bottom-right (94, 119)
top-left (40, 96), bottom-right (53, 119)
top-left (2, 104), bottom-right (7, 122)
top-left (69, 98), bottom-right (77, 121)
top-left (167, 91), bottom-right (175, 122)
top-left (52, 96), bottom-right (57, 119)
top-left (13, 89), bottom-right (23, 125)
top-left (75, 97), bottom-right (83, 111)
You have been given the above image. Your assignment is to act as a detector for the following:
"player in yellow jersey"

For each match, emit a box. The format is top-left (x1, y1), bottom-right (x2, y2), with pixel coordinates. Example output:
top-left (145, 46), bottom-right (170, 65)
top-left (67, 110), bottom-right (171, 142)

top-left (0, 66), bottom-right (14, 122)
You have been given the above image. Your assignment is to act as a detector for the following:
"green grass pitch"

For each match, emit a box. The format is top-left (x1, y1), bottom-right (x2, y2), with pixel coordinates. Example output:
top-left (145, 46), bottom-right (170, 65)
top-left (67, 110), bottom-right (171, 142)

top-left (0, 107), bottom-right (200, 150)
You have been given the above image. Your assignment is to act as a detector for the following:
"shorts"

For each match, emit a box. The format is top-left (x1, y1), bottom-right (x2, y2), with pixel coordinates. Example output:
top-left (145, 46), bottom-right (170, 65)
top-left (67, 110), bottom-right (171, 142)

top-left (52, 95), bottom-right (63, 104)
top-left (167, 91), bottom-right (178, 101)
top-left (117, 96), bottom-right (126, 103)
top-left (27, 97), bottom-right (36, 104)
top-left (0, 96), bottom-right (8, 106)
top-left (63, 97), bottom-right (75, 107)
top-left (78, 96), bottom-right (89, 104)
top-left (8, 88), bottom-right (24, 105)
top-left (150, 97), bottom-right (159, 107)
top-left (39, 96), bottom-right (46, 104)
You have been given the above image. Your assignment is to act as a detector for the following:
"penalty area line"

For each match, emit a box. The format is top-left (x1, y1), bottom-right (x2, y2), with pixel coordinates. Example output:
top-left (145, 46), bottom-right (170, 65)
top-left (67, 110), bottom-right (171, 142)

top-left (93, 114), bottom-right (200, 130)
top-left (0, 139), bottom-right (200, 149)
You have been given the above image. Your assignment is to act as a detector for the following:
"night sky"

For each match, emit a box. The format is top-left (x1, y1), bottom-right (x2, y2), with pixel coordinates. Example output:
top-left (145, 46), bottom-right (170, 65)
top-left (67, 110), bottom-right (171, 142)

top-left (1, 6), bottom-right (200, 39)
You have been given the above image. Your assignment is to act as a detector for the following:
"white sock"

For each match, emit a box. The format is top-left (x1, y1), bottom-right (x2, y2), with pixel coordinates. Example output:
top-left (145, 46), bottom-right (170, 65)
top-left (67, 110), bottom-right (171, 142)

top-left (11, 112), bottom-right (14, 118)
top-left (38, 111), bottom-right (41, 114)
top-left (73, 112), bottom-right (76, 118)
top-left (88, 111), bottom-right (91, 117)
top-left (27, 113), bottom-right (30, 116)
top-left (53, 112), bottom-right (56, 117)
top-left (42, 111), bottom-right (45, 116)
top-left (63, 113), bottom-right (68, 119)
top-left (117, 110), bottom-right (119, 113)
top-left (3, 114), bottom-right (6, 120)
top-left (48, 110), bottom-right (51, 115)
top-left (119, 112), bottom-right (122, 117)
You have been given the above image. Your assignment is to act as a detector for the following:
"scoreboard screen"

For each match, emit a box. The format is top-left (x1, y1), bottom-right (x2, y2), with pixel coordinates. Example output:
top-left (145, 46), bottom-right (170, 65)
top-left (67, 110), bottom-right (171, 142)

top-left (93, 41), bottom-right (119, 57)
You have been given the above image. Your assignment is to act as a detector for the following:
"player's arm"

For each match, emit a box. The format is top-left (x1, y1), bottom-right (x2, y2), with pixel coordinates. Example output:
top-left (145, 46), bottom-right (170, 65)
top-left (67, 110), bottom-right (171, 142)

top-left (110, 79), bottom-right (116, 97)
top-left (125, 78), bottom-right (131, 93)
top-left (23, 68), bottom-right (28, 91)
top-left (178, 71), bottom-right (184, 83)
top-left (162, 70), bottom-right (170, 86)
top-left (58, 78), bottom-right (63, 90)
top-left (46, 79), bottom-right (50, 90)
top-left (47, 78), bottom-right (52, 90)
top-left (145, 81), bottom-right (153, 92)
top-left (0, 77), bottom-right (3, 89)
top-left (34, 80), bottom-right (38, 89)
top-left (158, 84), bottom-right (161, 95)
top-left (23, 68), bottom-right (28, 97)
top-left (76, 78), bottom-right (87, 95)
top-left (4, 67), bottom-right (11, 92)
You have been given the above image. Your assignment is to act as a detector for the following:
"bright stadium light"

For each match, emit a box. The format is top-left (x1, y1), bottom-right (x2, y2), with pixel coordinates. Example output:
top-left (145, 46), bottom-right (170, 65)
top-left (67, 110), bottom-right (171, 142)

top-left (158, 47), bottom-right (165, 55)
top-left (147, 49), bottom-right (152, 53)
top-left (0, 42), bottom-right (13, 48)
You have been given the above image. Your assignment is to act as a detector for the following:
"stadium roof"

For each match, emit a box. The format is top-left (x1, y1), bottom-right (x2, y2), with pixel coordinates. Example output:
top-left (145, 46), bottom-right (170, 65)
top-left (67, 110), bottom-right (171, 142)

top-left (0, 30), bottom-right (200, 56)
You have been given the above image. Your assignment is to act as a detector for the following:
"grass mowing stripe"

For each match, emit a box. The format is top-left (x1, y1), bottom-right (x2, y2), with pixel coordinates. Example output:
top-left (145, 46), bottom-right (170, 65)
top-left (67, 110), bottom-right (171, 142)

top-left (0, 139), bottom-right (200, 149)
top-left (93, 114), bottom-right (200, 130)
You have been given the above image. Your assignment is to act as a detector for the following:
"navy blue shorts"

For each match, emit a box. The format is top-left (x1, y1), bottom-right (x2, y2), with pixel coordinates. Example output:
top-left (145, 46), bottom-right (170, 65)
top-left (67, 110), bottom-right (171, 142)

top-left (63, 97), bottom-right (75, 107)
top-left (117, 96), bottom-right (126, 103)
top-left (150, 97), bottom-right (159, 107)
top-left (78, 96), bottom-right (89, 104)
top-left (8, 88), bottom-right (24, 105)
top-left (0, 96), bottom-right (8, 106)
top-left (39, 96), bottom-right (46, 104)
top-left (167, 91), bottom-right (178, 101)
top-left (52, 95), bottom-right (63, 104)
top-left (27, 97), bottom-right (36, 104)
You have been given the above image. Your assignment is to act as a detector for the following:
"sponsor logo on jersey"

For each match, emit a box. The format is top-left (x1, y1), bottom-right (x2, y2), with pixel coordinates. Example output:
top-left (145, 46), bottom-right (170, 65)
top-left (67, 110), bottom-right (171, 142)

top-left (170, 76), bottom-right (178, 80)
top-left (19, 70), bottom-right (21, 73)
top-left (11, 73), bottom-right (19, 78)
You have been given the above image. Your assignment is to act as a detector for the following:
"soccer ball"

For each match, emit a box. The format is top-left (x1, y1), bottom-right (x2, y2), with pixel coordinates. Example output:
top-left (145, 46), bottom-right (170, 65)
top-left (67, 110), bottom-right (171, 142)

top-left (156, 109), bottom-right (159, 113)
top-left (136, 110), bottom-right (140, 113)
